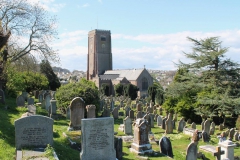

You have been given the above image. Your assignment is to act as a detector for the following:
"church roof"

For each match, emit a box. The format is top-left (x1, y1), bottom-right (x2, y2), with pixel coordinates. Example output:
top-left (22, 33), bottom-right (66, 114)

top-left (103, 68), bottom-right (145, 80)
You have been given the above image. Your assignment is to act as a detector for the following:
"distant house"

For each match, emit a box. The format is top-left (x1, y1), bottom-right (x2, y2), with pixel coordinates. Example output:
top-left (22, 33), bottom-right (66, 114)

top-left (87, 29), bottom-right (153, 97)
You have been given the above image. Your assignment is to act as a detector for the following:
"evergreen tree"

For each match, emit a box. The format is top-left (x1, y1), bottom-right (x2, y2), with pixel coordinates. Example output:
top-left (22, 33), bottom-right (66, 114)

top-left (40, 60), bottom-right (60, 91)
top-left (164, 37), bottom-right (240, 118)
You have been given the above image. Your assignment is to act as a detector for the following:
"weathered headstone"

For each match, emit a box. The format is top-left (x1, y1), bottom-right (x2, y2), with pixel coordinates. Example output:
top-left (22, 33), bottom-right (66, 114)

top-left (186, 142), bottom-right (197, 160)
top-left (112, 107), bottom-right (119, 119)
top-left (165, 113), bottom-right (174, 134)
top-left (218, 140), bottom-right (236, 160)
top-left (16, 95), bottom-right (25, 107)
top-left (125, 106), bottom-right (130, 117)
top-left (27, 97), bottom-right (34, 105)
top-left (130, 118), bottom-right (153, 154)
top-left (178, 118), bottom-right (186, 132)
top-left (86, 105), bottom-right (96, 118)
top-left (154, 114), bottom-right (159, 122)
top-left (69, 97), bottom-right (85, 130)
top-left (66, 106), bottom-right (70, 119)
top-left (187, 119), bottom-right (192, 124)
top-left (136, 111), bottom-right (142, 119)
top-left (157, 115), bottom-right (162, 126)
top-left (162, 117), bottom-right (167, 130)
top-left (149, 113), bottom-right (154, 128)
top-left (191, 122), bottom-right (196, 129)
top-left (27, 105), bottom-right (36, 115)
top-left (203, 120), bottom-right (211, 135)
top-left (115, 137), bottom-right (123, 160)
top-left (210, 122), bottom-right (215, 135)
top-left (129, 110), bottom-right (134, 120)
top-left (229, 128), bottom-right (235, 140)
top-left (219, 124), bottom-right (224, 131)
top-left (234, 132), bottom-right (239, 141)
top-left (202, 131), bottom-right (209, 142)
top-left (159, 136), bottom-right (173, 158)
top-left (80, 117), bottom-right (116, 160)
top-left (15, 115), bottom-right (53, 150)
top-left (136, 103), bottom-right (142, 112)
top-left (124, 116), bottom-right (132, 135)
top-left (45, 94), bottom-right (51, 111)
top-left (50, 99), bottom-right (57, 119)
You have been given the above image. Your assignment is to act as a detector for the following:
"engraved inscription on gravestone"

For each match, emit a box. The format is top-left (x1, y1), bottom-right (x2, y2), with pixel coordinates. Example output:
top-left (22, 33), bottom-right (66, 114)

top-left (15, 115), bottom-right (53, 150)
top-left (80, 117), bottom-right (116, 160)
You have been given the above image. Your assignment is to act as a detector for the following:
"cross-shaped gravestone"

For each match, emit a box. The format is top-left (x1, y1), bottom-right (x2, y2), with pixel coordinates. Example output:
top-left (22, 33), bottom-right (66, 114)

top-left (213, 146), bottom-right (224, 160)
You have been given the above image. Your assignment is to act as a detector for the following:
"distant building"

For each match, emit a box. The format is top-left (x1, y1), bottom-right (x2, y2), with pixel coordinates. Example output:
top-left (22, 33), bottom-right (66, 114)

top-left (87, 29), bottom-right (153, 97)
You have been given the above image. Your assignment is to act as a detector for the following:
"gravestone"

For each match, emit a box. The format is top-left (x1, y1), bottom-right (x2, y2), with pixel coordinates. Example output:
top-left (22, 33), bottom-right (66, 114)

top-left (22, 91), bottom-right (28, 102)
top-left (186, 142), bottom-right (197, 160)
top-left (27, 105), bottom-right (36, 115)
top-left (162, 117), bottom-right (167, 130)
top-left (115, 138), bottom-right (123, 160)
top-left (0, 89), bottom-right (5, 104)
top-left (50, 99), bottom-right (57, 119)
top-left (38, 93), bottom-right (43, 103)
top-left (112, 107), bottom-right (119, 119)
top-left (234, 132), bottom-right (239, 141)
top-left (202, 131), bottom-right (209, 142)
top-left (178, 118), bottom-right (186, 132)
top-left (125, 106), bottom-right (130, 117)
top-left (136, 103), bottom-right (142, 112)
top-left (210, 122), bottom-right (215, 135)
top-left (69, 97), bottom-right (85, 130)
top-left (218, 140), bottom-right (236, 160)
top-left (136, 111), bottom-right (142, 119)
top-left (15, 115), bottom-right (53, 150)
top-left (219, 124), bottom-right (224, 131)
top-left (80, 117), bottom-right (116, 160)
top-left (154, 114), bottom-right (159, 122)
top-left (27, 97), bottom-right (34, 105)
top-left (187, 119), bottom-right (192, 124)
top-left (229, 128), bottom-right (235, 140)
top-left (86, 105), bottom-right (96, 118)
top-left (159, 136), bottom-right (173, 158)
top-left (16, 95), bottom-right (25, 107)
top-left (149, 113), bottom-right (154, 128)
top-left (130, 118), bottom-right (153, 155)
top-left (129, 110), bottom-right (134, 120)
top-left (157, 116), bottom-right (162, 126)
top-left (191, 122), bottom-right (196, 129)
top-left (45, 94), bottom-right (51, 111)
top-left (66, 106), bottom-right (70, 119)
top-left (124, 116), bottom-right (132, 135)
top-left (173, 113), bottom-right (177, 122)
top-left (165, 113), bottom-right (174, 134)
top-left (203, 120), bottom-right (211, 135)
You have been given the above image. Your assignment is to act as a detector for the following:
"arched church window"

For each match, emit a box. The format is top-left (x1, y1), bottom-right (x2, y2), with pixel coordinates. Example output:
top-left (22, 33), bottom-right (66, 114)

top-left (142, 77), bottom-right (148, 91)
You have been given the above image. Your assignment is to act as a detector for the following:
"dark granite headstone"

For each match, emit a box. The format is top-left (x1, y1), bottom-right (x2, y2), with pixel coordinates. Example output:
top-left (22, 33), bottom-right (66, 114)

top-left (159, 136), bottom-right (173, 158)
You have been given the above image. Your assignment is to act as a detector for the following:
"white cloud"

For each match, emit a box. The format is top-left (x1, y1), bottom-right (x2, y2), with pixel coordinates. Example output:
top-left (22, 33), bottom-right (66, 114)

top-left (27, 0), bottom-right (65, 13)
top-left (80, 3), bottom-right (90, 8)
top-left (54, 29), bottom-right (240, 71)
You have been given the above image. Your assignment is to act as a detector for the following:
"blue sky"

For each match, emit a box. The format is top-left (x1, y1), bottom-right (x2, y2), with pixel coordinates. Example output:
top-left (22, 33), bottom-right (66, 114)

top-left (35, 0), bottom-right (240, 72)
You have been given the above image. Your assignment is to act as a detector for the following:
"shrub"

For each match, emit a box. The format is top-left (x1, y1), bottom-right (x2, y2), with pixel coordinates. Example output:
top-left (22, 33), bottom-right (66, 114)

top-left (55, 78), bottom-right (100, 115)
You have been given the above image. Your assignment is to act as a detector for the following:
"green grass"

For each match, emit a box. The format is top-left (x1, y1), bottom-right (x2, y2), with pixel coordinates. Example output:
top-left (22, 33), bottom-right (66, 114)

top-left (1, 97), bottom-right (240, 160)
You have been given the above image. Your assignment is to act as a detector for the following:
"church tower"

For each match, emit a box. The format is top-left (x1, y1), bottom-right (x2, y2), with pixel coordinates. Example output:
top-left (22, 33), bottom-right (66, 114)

top-left (87, 29), bottom-right (112, 80)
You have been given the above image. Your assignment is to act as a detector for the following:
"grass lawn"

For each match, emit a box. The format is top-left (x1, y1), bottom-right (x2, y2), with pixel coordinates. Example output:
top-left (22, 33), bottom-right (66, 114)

top-left (1, 97), bottom-right (240, 160)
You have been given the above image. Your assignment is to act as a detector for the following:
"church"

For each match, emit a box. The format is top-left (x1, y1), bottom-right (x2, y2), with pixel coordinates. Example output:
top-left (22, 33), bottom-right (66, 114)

top-left (87, 29), bottom-right (153, 97)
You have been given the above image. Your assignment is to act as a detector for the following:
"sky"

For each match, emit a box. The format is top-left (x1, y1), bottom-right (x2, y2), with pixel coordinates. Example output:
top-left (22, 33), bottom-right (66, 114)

top-left (35, 0), bottom-right (240, 72)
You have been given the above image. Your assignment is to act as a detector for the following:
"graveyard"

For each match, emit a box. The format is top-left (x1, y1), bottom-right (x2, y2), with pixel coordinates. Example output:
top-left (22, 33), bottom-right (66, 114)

top-left (1, 93), bottom-right (240, 160)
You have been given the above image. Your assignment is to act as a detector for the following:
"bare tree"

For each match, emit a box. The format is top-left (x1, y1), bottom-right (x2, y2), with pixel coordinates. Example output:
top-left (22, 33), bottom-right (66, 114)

top-left (0, 0), bottom-right (59, 63)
